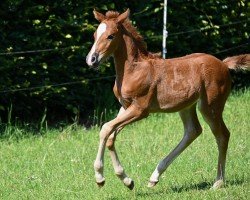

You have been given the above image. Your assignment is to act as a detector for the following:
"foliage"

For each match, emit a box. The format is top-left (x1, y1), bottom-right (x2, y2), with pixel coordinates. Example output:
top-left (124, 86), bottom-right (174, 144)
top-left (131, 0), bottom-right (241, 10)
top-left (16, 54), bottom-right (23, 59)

top-left (0, 91), bottom-right (249, 199)
top-left (0, 0), bottom-right (249, 124)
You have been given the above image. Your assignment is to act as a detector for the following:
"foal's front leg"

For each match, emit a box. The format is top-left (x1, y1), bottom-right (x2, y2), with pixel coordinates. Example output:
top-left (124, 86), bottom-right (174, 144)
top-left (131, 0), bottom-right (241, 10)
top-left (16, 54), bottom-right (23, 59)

top-left (105, 107), bottom-right (134, 189)
top-left (94, 105), bottom-right (145, 189)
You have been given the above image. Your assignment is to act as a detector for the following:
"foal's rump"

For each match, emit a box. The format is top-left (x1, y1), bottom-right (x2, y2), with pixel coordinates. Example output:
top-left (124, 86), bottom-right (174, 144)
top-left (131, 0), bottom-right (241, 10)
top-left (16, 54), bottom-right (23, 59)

top-left (193, 53), bottom-right (249, 112)
top-left (196, 53), bottom-right (250, 93)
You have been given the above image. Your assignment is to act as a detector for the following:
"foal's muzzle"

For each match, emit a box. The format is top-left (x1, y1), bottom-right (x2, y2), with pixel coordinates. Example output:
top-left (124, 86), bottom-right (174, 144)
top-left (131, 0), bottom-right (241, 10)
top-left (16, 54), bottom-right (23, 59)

top-left (86, 52), bottom-right (100, 68)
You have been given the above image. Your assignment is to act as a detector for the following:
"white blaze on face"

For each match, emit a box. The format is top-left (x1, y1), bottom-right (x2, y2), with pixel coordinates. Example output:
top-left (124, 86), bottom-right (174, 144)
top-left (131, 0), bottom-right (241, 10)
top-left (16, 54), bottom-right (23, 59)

top-left (86, 23), bottom-right (107, 66)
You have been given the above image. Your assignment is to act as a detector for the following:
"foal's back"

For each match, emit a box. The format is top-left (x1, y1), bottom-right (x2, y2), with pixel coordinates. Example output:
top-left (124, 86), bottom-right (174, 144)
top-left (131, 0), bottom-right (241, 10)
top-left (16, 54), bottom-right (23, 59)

top-left (151, 53), bottom-right (231, 112)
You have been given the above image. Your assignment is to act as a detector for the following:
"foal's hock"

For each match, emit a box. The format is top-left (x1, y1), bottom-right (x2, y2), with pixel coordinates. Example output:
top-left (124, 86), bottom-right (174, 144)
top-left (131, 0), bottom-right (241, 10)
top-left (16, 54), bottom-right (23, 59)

top-left (86, 9), bottom-right (250, 190)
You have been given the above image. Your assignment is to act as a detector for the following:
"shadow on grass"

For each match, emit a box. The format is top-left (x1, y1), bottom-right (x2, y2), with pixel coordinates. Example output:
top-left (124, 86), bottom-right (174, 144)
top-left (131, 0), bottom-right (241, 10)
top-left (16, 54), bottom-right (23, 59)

top-left (170, 181), bottom-right (212, 193)
top-left (171, 178), bottom-right (245, 193)
top-left (136, 178), bottom-right (245, 198)
top-left (227, 178), bottom-right (245, 187)
top-left (135, 181), bottom-right (212, 198)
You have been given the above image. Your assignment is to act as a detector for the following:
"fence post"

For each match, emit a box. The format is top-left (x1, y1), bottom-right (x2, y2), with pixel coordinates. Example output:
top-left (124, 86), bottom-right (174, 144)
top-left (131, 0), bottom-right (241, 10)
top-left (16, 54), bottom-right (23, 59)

top-left (162, 0), bottom-right (168, 59)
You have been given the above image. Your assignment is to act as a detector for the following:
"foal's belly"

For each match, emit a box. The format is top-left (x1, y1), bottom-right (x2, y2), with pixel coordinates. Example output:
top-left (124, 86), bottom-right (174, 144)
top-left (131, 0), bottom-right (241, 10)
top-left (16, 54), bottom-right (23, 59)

top-left (151, 79), bottom-right (201, 113)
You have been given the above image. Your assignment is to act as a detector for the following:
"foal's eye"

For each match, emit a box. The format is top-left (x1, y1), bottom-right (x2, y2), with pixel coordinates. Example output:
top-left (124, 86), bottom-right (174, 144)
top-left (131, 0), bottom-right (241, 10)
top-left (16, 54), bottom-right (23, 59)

top-left (107, 34), bottom-right (114, 40)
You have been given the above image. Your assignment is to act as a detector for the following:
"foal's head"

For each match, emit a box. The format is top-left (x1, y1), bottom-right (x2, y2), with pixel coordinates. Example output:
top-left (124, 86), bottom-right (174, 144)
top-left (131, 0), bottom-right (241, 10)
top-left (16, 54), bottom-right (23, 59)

top-left (86, 9), bottom-right (130, 68)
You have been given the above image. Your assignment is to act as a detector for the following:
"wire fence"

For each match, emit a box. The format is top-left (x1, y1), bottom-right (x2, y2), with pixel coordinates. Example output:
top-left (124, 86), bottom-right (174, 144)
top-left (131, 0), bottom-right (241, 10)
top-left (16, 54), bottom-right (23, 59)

top-left (168, 19), bottom-right (249, 36)
top-left (0, 47), bottom-right (72, 56)
top-left (212, 42), bottom-right (249, 55)
top-left (0, 19), bottom-right (248, 56)
top-left (0, 75), bottom-right (116, 94)
top-left (0, 19), bottom-right (249, 94)
top-left (1, 40), bottom-right (248, 94)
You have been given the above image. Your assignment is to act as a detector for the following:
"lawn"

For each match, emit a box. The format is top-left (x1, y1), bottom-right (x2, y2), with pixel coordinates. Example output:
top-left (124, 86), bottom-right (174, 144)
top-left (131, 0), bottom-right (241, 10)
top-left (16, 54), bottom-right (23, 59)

top-left (0, 90), bottom-right (249, 199)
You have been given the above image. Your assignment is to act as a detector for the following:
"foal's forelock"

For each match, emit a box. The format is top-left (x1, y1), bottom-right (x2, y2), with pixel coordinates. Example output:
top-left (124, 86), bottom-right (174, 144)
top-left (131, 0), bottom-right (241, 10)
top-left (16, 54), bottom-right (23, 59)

top-left (86, 23), bottom-right (107, 67)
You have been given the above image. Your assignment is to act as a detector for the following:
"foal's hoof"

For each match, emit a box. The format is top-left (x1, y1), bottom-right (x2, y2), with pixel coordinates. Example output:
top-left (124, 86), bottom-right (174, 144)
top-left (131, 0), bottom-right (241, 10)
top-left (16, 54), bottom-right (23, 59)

top-left (211, 180), bottom-right (224, 190)
top-left (96, 180), bottom-right (105, 188)
top-left (147, 181), bottom-right (159, 188)
top-left (127, 180), bottom-right (134, 190)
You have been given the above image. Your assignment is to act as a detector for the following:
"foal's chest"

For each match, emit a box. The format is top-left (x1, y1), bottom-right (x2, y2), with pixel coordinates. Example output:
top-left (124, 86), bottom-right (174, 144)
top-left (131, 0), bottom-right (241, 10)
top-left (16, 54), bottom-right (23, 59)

top-left (115, 76), bottom-right (151, 108)
top-left (113, 61), bottom-right (154, 108)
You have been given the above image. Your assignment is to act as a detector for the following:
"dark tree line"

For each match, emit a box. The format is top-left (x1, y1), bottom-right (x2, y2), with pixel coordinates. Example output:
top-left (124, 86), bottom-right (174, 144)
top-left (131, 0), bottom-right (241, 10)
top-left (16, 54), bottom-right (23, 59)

top-left (0, 0), bottom-right (249, 125)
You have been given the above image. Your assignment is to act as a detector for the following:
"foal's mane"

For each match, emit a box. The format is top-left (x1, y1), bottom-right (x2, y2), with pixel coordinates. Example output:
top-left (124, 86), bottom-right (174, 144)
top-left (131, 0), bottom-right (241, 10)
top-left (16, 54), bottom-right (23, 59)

top-left (105, 11), bottom-right (156, 58)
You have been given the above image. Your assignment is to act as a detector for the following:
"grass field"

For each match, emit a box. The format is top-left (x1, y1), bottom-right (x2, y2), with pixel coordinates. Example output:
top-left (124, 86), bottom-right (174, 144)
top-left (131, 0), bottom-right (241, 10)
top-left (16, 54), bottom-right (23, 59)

top-left (0, 91), bottom-right (249, 199)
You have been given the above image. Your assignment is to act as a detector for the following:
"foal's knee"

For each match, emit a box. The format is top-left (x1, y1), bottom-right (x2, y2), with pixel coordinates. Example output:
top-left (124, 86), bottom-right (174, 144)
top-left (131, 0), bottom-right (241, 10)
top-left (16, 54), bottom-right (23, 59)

top-left (100, 123), bottom-right (113, 140)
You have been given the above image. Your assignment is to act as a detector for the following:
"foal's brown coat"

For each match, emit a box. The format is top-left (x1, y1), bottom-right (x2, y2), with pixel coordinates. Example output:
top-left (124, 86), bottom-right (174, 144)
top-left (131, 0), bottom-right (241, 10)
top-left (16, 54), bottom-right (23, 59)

top-left (86, 9), bottom-right (250, 190)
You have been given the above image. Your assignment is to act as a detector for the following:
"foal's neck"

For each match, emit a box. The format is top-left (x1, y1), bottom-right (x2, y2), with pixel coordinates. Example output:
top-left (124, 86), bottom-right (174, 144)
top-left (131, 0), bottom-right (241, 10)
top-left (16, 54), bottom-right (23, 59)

top-left (113, 33), bottom-right (144, 81)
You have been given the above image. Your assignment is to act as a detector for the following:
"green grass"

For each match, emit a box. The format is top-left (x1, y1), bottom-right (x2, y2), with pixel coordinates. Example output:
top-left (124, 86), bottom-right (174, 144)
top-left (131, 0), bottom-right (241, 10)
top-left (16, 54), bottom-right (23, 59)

top-left (0, 91), bottom-right (249, 199)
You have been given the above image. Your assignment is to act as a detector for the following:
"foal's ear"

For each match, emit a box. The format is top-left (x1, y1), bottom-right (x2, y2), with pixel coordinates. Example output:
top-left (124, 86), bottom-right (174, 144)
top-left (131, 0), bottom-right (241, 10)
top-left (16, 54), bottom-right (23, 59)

top-left (117, 8), bottom-right (130, 24)
top-left (93, 9), bottom-right (106, 22)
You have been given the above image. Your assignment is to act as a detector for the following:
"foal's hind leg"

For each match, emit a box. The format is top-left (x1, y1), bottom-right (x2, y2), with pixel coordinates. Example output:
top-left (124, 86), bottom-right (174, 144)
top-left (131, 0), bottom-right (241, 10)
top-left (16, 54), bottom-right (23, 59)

top-left (199, 99), bottom-right (230, 189)
top-left (148, 104), bottom-right (202, 187)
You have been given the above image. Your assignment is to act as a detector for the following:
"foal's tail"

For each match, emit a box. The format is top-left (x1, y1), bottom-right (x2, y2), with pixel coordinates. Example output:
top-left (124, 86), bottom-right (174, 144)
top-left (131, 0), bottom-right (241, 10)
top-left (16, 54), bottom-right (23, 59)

top-left (223, 54), bottom-right (250, 71)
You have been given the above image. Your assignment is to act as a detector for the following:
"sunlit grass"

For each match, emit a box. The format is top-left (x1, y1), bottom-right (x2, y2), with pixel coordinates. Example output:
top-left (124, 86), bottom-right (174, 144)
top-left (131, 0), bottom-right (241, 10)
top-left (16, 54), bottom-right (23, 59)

top-left (0, 90), bottom-right (249, 199)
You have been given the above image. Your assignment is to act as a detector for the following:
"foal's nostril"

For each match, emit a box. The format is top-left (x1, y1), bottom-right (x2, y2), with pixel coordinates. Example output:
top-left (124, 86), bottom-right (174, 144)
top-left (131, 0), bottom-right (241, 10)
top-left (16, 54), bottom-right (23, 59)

top-left (91, 52), bottom-right (99, 64)
top-left (91, 56), bottom-right (96, 63)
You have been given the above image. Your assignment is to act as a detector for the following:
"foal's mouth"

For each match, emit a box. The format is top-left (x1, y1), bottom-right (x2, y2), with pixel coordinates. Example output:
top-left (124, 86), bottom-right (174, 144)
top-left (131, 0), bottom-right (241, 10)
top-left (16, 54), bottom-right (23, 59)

top-left (86, 50), bottom-right (111, 70)
top-left (91, 61), bottom-right (100, 70)
top-left (86, 52), bottom-right (100, 68)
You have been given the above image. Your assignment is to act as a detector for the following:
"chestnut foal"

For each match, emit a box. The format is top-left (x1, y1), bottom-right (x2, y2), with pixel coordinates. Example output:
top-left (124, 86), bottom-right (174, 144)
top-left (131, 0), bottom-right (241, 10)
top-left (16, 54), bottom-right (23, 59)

top-left (86, 9), bottom-right (250, 190)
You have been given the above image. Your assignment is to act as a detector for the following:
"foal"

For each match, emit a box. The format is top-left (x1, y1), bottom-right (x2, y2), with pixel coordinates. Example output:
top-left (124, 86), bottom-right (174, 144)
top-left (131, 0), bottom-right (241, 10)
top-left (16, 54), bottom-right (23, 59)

top-left (86, 9), bottom-right (250, 190)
